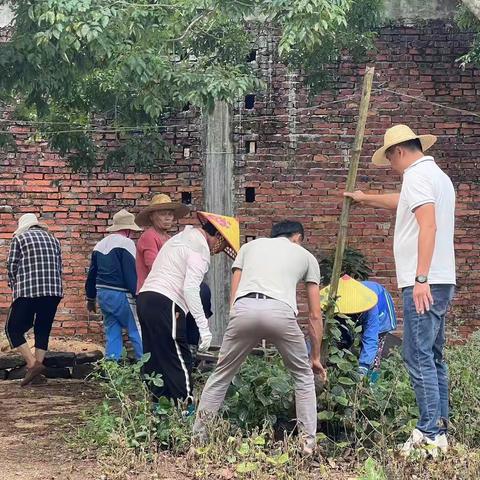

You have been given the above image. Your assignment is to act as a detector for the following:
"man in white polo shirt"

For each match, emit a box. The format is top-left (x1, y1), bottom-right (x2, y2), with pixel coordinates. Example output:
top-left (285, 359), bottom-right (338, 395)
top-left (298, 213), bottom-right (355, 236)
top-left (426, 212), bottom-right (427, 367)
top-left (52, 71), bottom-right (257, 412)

top-left (193, 220), bottom-right (326, 455)
top-left (344, 125), bottom-right (456, 456)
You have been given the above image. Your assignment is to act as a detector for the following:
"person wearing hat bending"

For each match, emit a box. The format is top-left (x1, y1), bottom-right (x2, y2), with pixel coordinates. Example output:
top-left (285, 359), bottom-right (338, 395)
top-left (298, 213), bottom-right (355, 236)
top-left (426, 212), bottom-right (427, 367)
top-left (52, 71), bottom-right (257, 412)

top-left (85, 209), bottom-right (143, 361)
top-left (135, 194), bottom-right (189, 293)
top-left (320, 275), bottom-right (397, 382)
top-left (193, 220), bottom-right (326, 455)
top-left (5, 213), bottom-right (63, 386)
top-left (344, 125), bottom-right (455, 456)
top-left (137, 211), bottom-right (239, 402)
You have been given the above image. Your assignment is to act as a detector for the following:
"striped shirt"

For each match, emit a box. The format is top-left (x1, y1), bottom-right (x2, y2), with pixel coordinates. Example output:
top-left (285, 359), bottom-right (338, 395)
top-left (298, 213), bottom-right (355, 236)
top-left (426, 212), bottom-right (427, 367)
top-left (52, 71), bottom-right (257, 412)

top-left (7, 227), bottom-right (63, 300)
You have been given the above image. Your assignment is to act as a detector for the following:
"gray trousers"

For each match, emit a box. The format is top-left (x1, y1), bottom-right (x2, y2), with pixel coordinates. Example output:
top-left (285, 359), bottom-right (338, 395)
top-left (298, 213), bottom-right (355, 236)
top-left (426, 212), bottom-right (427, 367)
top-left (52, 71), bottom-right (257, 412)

top-left (193, 297), bottom-right (317, 445)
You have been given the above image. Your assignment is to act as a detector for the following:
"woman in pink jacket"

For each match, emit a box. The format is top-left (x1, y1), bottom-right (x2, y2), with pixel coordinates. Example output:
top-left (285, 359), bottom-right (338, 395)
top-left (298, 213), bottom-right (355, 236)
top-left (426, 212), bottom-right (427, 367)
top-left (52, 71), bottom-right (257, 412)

top-left (135, 194), bottom-right (189, 293)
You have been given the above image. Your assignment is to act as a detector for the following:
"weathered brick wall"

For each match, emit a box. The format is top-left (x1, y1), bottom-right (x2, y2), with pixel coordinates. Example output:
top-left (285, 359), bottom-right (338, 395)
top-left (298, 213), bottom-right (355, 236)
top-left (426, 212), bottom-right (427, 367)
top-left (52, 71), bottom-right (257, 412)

top-left (1, 21), bottom-right (479, 340)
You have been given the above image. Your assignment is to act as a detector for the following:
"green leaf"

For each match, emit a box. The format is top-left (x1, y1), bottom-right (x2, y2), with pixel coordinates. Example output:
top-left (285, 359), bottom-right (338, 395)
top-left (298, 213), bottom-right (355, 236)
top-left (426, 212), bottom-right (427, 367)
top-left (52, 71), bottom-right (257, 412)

top-left (236, 462), bottom-right (258, 473)
top-left (318, 410), bottom-right (334, 421)
top-left (338, 376), bottom-right (356, 386)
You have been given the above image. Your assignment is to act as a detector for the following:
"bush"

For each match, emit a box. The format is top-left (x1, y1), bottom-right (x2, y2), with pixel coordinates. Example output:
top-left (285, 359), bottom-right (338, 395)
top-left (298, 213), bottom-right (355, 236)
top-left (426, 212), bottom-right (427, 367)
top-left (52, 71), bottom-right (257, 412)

top-left (77, 355), bottom-right (192, 455)
top-left (448, 330), bottom-right (480, 447)
top-left (222, 353), bottom-right (295, 431)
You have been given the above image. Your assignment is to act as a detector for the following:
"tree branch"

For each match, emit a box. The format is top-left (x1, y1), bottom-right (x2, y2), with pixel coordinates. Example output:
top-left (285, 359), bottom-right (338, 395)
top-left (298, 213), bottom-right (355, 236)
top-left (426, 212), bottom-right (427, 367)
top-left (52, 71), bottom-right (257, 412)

top-left (170, 10), bottom-right (215, 43)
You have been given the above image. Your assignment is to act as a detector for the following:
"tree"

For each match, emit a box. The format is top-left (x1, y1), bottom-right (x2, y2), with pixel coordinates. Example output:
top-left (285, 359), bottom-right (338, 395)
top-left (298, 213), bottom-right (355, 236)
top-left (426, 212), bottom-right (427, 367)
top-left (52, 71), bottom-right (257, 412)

top-left (0, 0), bottom-right (382, 170)
top-left (462, 0), bottom-right (480, 22)
top-left (456, 1), bottom-right (480, 70)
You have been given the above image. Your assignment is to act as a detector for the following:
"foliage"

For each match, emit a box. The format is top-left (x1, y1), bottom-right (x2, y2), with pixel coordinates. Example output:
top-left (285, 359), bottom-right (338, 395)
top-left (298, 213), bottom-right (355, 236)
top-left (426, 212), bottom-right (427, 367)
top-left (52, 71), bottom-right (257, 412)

top-left (0, 132), bottom-right (17, 152)
top-left (78, 354), bottom-right (192, 454)
top-left (455, 3), bottom-right (480, 69)
top-left (358, 457), bottom-right (387, 480)
top-left (223, 353), bottom-right (295, 431)
top-left (320, 246), bottom-right (373, 283)
top-left (0, 0), bottom-right (383, 170)
top-left (448, 330), bottom-right (480, 447)
top-left (286, 0), bottom-right (384, 93)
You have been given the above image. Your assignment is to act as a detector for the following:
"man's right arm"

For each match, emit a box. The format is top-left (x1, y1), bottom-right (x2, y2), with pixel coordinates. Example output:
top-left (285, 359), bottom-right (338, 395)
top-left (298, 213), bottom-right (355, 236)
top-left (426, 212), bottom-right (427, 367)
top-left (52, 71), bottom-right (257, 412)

top-left (7, 237), bottom-right (20, 289)
top-left (306, 282), bottom-right (327, 382)
top-left (344, 191), bottom-right (400, 210)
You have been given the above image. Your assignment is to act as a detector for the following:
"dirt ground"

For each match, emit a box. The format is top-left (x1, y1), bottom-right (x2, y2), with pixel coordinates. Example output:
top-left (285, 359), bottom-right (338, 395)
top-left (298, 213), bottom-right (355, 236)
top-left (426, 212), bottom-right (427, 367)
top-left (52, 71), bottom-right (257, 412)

top-left (0, 379), bottom-right (195, 480)
top-left (0, 334), bottom-right (104, 354)
top-left (0, 379), bottom-right (103, 479)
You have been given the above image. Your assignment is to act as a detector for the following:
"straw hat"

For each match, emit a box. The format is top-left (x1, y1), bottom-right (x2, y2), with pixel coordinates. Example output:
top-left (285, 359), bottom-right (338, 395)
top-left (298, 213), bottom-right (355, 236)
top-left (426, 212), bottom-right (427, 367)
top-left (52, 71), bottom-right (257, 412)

top-left (320, 275), bottom-right (378, 314)
top-left (135, 194), bottom-right (190, 227)
top-left (197, 211), bottom-right (240, 259)
top-left (372, 124), bottom-right (437, 166)
top-left (14, 213), bottom-right (48, 236)
top-left (107, 209), bottom-right (142, 232)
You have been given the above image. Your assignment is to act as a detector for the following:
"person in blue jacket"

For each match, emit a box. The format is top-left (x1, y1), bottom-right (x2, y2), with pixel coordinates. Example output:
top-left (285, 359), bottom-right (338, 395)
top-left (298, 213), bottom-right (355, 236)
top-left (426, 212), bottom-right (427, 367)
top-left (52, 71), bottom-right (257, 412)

top-left (319, 275), bottom-right (397, 382)
top-left (356, 280), bottom-right (397, 379)
top-left (85, 209), bottom-right (143, 361)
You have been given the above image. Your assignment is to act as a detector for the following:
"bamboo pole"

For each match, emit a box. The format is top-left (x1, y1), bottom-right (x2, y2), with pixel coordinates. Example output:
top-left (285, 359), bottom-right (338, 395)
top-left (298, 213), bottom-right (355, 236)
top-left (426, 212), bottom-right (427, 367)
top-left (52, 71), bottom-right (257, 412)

top-left (321, 66), bottom-right (375, 363)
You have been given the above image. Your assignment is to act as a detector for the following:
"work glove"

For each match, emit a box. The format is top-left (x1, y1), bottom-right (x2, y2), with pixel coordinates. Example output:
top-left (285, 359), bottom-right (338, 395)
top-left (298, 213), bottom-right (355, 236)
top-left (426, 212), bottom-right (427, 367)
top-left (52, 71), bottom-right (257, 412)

top-left (86, 299), bottom-right (97, 313)
top-left (198, 328), bottom-right (213, 352)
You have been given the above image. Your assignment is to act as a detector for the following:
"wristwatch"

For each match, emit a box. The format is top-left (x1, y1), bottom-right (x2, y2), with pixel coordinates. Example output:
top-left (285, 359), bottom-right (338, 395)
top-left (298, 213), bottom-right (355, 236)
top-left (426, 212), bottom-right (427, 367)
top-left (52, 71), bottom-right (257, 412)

top-left (415, 275), bottom-right (428, 284)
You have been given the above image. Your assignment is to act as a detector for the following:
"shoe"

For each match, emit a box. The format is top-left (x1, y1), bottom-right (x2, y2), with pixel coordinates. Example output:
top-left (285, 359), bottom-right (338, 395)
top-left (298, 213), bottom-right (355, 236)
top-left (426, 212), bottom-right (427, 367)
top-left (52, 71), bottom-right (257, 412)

top-left (425, 433), bottom-right (448, 458)
top-left (300, 435), bottom-right (316, 456)
top-left (21, 361), bottom-right (46, 387)
top-left (399, 428), bottom-right (425, 456)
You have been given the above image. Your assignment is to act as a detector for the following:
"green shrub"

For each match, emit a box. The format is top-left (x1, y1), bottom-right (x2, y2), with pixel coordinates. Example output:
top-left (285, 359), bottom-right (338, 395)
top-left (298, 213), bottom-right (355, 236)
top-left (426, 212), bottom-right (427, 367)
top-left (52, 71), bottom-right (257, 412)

top-left (223, 353), bottom-right (295, 431)
top-left (77, 354), bottom-right (192, 454)
top-left (448, 330), bottom-right (480, 447)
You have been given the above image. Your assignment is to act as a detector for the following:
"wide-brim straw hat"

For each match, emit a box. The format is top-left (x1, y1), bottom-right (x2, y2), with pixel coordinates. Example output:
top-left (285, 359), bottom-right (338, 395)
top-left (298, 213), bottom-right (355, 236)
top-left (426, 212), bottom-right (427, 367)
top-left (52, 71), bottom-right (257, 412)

top-left (372, 124), bottom-right (437, 166)
top-left (135, 194), bottom-right (190, 227)
top-left (107, 209), bottom-right (142, 232)
top-left (320, 274), bottom-right (378, 315)
top-left (14, 213), bottom-right (48, 236)
top-left (197, 211), bottom-right (240, 260)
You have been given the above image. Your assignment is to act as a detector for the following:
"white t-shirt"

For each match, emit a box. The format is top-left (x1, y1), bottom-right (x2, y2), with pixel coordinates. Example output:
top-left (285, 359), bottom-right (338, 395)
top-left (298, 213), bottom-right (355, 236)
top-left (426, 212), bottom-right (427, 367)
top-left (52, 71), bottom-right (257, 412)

top-left (394, 156), bottom-right (456, 288)
top-left (232, 237), bottom-right (321, 314)
top-left (140, 226), bottom-right (211, 331)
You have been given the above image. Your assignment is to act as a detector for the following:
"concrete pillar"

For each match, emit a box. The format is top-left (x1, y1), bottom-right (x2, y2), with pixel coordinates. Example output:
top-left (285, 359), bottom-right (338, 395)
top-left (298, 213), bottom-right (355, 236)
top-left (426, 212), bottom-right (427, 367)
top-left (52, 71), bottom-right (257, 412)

top-left (203, 101), bottom-right (235, 345)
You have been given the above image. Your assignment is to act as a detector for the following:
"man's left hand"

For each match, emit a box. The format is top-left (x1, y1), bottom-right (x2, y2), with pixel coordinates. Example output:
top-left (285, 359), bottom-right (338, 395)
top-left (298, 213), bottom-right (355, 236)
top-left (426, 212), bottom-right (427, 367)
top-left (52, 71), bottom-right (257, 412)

top-left (413, 282), bottom-right (433, 315)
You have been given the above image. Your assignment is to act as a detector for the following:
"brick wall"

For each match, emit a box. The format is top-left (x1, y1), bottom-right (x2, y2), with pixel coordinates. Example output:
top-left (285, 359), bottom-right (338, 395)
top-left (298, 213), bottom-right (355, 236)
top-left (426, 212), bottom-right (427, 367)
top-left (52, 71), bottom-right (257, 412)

top-left (1, 21), bottom-right (479, 340)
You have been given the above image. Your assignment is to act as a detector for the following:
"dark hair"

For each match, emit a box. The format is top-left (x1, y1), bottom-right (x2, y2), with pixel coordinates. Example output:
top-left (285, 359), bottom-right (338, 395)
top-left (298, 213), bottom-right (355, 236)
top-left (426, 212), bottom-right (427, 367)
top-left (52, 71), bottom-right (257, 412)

top-left (270, 220), bottom-right (304, 239)
top-left (202, 221), bottom-right (218, 237)
top-left (390, 138), bottom-right (423, 153)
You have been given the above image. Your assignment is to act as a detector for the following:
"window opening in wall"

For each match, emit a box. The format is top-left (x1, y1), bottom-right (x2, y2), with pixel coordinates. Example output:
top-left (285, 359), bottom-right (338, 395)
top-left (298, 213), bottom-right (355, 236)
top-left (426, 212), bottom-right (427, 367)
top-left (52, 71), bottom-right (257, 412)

top-left (245, 235), bottom-right (256, 243)
top-left (183, 147), bottom-right (190, 158)
top-left (245, 95), bottom-right (255, 110)
top-left (247, 50), bottom-right (257, 62)
top-left (245, 141), bottom-right (256, 154)
top-left (245, 187), bottom-right (256, 203)
top-left (181, 192), bottom-right (192, 204)
top-left (182, 103), bottom-right (191, 112)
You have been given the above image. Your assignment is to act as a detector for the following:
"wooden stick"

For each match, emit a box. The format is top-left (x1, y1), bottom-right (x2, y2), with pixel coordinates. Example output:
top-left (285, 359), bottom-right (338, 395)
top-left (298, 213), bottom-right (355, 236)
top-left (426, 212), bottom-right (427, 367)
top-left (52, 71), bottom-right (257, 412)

top-left (321, 66), bottom-right (375, 363)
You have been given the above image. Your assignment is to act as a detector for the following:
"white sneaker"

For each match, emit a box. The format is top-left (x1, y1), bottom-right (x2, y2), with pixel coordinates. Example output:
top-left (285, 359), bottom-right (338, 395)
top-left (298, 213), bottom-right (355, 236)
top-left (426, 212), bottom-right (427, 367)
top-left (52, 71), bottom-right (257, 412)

top-left (425, 433), bottom-right (448, 458)
top-left (400, 429), bottom-right (448, 458)
top-left (400, 428), bottom-right (425, 456)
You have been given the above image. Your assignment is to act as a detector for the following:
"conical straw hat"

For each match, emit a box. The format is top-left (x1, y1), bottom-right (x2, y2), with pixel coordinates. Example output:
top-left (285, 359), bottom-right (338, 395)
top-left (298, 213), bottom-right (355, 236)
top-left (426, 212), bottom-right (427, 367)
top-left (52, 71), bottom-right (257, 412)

top-left (197, 211), bottom-right (240, 259)
top-left (320, 274), bottom-right (378, 314)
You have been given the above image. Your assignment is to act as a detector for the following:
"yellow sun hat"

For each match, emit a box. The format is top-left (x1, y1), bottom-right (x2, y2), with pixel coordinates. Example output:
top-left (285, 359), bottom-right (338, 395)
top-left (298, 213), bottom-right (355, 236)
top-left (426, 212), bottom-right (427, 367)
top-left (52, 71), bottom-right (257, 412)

top-left (320, 274), bottom-right (378, 314)
top-left (197, 211), bottom-right (240, 259)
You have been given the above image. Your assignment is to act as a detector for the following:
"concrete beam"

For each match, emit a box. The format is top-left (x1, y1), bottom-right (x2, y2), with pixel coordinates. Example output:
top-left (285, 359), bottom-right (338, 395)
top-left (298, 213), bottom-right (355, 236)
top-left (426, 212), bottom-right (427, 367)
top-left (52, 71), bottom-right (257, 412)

top-left (203, 102), bottom-right (235, 345)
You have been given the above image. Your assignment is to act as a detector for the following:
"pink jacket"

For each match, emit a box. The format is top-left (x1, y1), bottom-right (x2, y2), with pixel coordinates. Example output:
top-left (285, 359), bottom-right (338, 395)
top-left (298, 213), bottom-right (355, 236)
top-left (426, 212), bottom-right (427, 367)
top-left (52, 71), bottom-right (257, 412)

top-left (135, 228), bottom-right (169, 294)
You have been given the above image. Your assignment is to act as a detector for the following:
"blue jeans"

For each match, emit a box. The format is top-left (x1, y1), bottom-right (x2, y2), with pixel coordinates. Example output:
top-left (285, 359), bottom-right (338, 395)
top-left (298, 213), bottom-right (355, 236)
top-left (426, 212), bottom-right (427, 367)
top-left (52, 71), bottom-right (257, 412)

top-left (97, 288), bottom-right (143, 361)
top-left (402, 284), bottom-right (455, 439)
